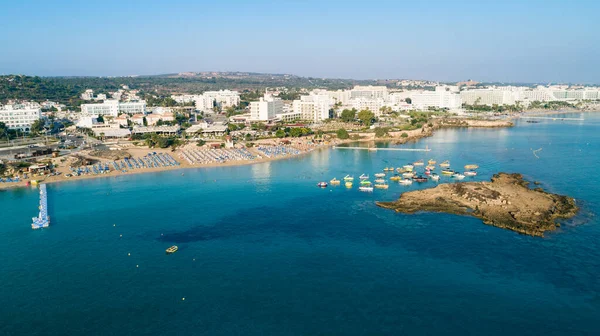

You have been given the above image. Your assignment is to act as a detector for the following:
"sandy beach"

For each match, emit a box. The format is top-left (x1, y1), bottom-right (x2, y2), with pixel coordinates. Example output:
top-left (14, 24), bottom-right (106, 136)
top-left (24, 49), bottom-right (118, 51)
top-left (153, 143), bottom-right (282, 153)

top-left (0, 118), bottom-right (515, 191)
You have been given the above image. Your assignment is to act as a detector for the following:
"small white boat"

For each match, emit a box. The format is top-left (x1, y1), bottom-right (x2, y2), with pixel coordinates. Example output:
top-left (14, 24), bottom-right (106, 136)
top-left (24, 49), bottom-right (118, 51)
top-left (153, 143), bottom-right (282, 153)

top-left (343, 175), bottom-right (354, 181)
top-left (317, 182), bottom-right (328, 187)
top-left (430, 173), bottom-right (440, 181)
top-left (452, 173), bottom-right (465, 180)
top-left (374, 184), bottom-right (389, 189)
top-left (464, 171), bottom-right (477, 177)
top-left (399, 178), bottom-right (413, 185)
top-left (403, 164), bottom-right (414, 171)
top-left (374, 173), bottom-right (386, 178)
top-left (402, 172), bottom-right (414, 178)
top-left (375, 179), bottom-right (386, 184)
top-left (413, 159), bottom-right (424, 166)
top-left (359, 186), bottom-right (374, 192)
top-left (359, 174), bottom-right (369, 180)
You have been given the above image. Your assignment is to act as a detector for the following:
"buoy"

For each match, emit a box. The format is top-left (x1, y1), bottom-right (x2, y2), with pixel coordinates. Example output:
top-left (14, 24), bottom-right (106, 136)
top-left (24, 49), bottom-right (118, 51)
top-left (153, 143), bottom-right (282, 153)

top-left (193, 258), bottom-right (195, 261)
top-left (113, 224), bottom-right (116, 227)
top-left (182, 297), bottom-right (185, 301)
top-left (136, 265), bottom-right (139, 268)
top-left (120, 234), bottom-right (123, 237)
top-left (128, 253), bottom-right (131, 256)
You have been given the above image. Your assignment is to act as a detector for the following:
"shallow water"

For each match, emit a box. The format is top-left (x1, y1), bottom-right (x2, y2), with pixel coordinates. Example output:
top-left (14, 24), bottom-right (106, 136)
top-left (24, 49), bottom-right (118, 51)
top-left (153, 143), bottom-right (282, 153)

top-left (1, 113), bottom-right (599, 335)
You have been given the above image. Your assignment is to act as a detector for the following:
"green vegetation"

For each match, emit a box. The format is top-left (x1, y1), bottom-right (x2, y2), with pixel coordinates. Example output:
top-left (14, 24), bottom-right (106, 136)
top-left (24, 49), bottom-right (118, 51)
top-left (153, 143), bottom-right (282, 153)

top-left (527, 100), bottom-right (575, 110)
top-left (336, 128), bottom-right (349, 139)
top-left (340, 108), bottom-right (357, 122)
top-left (357, 109), bottom-right (375, 127)
top-left (144, 134), bottom-right (182, 148)
top-left (463, 103), bottom-right (523, 113)
top-left (401, 132), bottom-right (409, 138)
top-left (196, 139), bottom-right (206, 146)
top-left (374, 127), bottom-right (389, 138)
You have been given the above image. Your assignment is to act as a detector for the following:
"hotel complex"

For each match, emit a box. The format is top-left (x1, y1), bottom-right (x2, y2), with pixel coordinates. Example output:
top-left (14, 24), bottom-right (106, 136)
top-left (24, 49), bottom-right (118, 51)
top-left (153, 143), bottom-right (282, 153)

top-left (0, 103), bottom-right (42, 131)
top-left (81, 100), bottom-right (147, 117)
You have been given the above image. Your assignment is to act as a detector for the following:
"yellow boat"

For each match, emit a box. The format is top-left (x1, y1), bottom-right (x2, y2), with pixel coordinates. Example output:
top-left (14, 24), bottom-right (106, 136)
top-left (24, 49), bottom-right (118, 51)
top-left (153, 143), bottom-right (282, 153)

top-left (464, 164), bottom-right (479, 170)
top-left (383, 167), bottom-right (393, 172)
top-left (374, 184), bottom-right (389, 189)
top-left (428, 159), bottom-right (437, 165)
top-left (441, 169), bottom-right (454, 175)
top-left (330, 178), bottom-right (341, 185)
top-left (396, 167), bottom-right (405, 173)
top-left (345, 182), bottom-right (353, 188)
top-left (166, 245), bottom-right (178, 254)
top-left (440, 160), bottom-right (450, 168)
top-left (426, 165), bottom-right (436, 170)
top-left (390, 175), bottom-right (401, 181)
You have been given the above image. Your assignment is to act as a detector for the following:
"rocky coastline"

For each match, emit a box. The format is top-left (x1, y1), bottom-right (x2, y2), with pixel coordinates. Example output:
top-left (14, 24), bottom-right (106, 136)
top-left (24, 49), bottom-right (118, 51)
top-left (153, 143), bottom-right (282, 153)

top-left (376, 173), bottom-right (578, 237)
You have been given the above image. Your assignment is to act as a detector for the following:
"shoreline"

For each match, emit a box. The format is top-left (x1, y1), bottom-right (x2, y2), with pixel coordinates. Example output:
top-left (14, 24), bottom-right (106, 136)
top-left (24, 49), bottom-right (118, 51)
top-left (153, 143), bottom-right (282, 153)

top-left (0, 118), bottom-right (515, 191)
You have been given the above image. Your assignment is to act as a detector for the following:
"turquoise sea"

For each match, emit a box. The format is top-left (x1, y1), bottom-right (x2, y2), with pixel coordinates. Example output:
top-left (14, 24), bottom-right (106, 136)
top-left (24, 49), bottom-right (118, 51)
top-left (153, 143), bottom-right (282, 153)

top-left (1, 113), bottom-right (599, 335)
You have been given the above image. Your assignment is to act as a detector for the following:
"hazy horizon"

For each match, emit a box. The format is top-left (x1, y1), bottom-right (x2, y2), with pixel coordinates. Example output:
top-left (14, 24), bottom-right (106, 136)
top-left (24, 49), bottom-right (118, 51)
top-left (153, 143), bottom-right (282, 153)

top-left (1, 0), bottom-right (598, 83)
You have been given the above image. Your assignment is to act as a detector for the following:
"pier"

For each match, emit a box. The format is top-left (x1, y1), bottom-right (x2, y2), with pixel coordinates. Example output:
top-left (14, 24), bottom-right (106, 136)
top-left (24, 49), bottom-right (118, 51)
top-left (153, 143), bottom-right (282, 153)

top-left (32, 184), bottom-right (49, 229)
top-left (521, 116), bottom-right (584, 121)
top-left (333, 146), bottom-right (431, 152)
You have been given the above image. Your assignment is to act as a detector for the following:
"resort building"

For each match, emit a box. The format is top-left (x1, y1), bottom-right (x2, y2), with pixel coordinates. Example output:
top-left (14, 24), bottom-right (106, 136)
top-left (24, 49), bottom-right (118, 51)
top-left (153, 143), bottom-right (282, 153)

top-left (350, 97), bottom-right (387, 116)
top-left (411, 86), bottom-right (462, 110)
top-left (192, 90), bottom-right (241, 112)
top-left (292, 93), bottom-right (333, 122)
top-left (81, 100), bottom-right (146, 117)
top-left (250, 95), bottom-right (283, 121)
top-left (0, 103), bottom-right (42, 131)
top-left (349, 85), bottom-right (388, 100)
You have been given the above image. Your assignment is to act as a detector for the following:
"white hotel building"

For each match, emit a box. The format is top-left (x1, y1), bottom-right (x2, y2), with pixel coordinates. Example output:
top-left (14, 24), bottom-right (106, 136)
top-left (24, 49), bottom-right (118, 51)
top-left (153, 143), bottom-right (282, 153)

top-left (190, 90), bottom-right (241, 112)
top-left (0, 103), bottom-right (42, 131)
top-left (411, 86), bottom-right (462, 110)
top-left (81, 100), bottom-right (146, 117)
top-left (250, 95), bottom-right (283, 121)
top-left (292, 93), bottom-right (333, 122)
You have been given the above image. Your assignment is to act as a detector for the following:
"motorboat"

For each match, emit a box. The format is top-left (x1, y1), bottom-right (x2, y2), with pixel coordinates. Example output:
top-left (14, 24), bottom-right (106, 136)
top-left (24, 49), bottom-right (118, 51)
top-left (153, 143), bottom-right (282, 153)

top-left (428, 159), bottom-right (437, 165)
top-left (413, 159), bottom-right (424, 166)
top-left (345, 182), bottom-right (353, 188)
top-left (166, 246), bottom-right (178, 254)
top-left (399, 178), bottom-right (413, 185)
top-left (390, 175), bottom-right (401, 181)
top-left (403, 164), bottom-right (414, 171)
top-left (430, 173), bottom-right (440, 181)
top-left (426, 165), bottom-right (436, 171)
top-left (359, 186), bottom-right (374, 192)
top-left (375, 179), bottom-right (386, 184)
top-left (464, 164), bottom-right (479, 170)
top-left (402, 172), bottom-right (414, 178)
top-left (359, 174), bottom-right (369, 180)
top-left (440, 160), bottom-right (450, 168)
top-left (360, 180), bottom-right (372, 185)
top-left (374, 173), bottom-right (386, 178)
top-left (441, 169), bottom-right (454, 175)
top-left (424, 169), bottom-right (431, 176)
top-left (343, 175), bottom-right (354, 181)
top-left (330, 178), bottom-right (341, 185)
top-left (317, 182), bottom-right (328, 187)
top-left (452, 173), bottom-right (465, 180)
top-left (413, 176), bottom-right (428, 183)
top-left (374, 184), bottom-right (389, 189)
top-left (464, 171), bottom-right (477, 176)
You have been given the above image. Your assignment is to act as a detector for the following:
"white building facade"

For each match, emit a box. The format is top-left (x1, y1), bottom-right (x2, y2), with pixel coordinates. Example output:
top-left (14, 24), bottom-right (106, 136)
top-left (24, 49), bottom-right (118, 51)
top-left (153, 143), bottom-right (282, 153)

top-left (0, 103), bottom-right (42, 131)
top-left (250, 95), bottom-right (283, 121)
top-left (81, 100), bottom-right (146, 117)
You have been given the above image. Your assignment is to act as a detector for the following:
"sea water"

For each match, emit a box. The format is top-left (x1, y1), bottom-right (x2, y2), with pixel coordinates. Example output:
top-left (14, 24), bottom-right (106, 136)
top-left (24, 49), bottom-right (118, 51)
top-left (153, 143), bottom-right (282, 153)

top-left (1, 113), bottom-right (599, 335)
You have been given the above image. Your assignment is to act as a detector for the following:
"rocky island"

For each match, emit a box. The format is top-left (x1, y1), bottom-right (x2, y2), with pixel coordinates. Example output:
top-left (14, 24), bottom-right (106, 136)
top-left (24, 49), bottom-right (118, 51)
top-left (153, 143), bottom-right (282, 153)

top-left (376, 173), bottom-right (578, 237)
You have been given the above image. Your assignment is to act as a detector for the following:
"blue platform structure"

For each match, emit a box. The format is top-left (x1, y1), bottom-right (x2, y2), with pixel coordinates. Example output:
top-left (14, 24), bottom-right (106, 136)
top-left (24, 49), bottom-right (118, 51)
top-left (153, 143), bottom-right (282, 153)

top-left (32, 184), bottom-right (49, 229)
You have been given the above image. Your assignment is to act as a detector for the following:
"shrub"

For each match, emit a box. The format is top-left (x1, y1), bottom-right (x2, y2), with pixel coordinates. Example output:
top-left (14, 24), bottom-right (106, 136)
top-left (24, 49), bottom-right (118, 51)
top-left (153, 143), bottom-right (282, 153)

top-left (401, 132), bottom-right (409, 138)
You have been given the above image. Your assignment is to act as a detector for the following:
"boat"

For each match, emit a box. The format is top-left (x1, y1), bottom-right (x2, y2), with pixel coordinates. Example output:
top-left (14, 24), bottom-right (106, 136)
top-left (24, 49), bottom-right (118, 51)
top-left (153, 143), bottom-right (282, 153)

top-left (343, 175), bottom-right (354, 181)
top-left (430, 173), bottom-right (440, 181)
top-left (413, 175), bottom-right (428, 183)
top-left (166, 245), bottom-right (178, 254)
top-left (374, 184), bottom-right (389, 189)
top-left (413, 159), bottom-right (424, 166)
top-left (317, 182), bottom-right (328, 188)
top-left (374, 173), bottom-right (386, 178)
top-left (464, 171), bottom-right (477, 176)
top-left (345, 182), bottom-right (353, 188)
top-left (396, 167), bottom-right (405, 173)
top-left (403, 164), bottom-right (414, 171)
top-left (441, 169), bottom-right (455, 175)
top-left (375, 179), bottom-right (386, 184)
top-left (360, 180), bottom-right (372, 185)
top-left (424, 169), bottom-right (431, 176)
top-left (383, 167), bottom-right (393, 172)
top-left (389, 175), bottom-right (401, 181)
top-left (440, 160), bottom-right (450, 168)
top-left (428, 159), bottom-right (437, 165)
top-left (426, 165), bottom-right (436, 171)
top-left (359, 186), bottom-right (374, 192)
top-left (399, 178), bottom-right (413, 185)
top-left (402, 172), bottom-right (414, 178)
top-left (359, 174), bottom-right (369, 180)
top-left (464, 164), bottom-right (479, 170)
top-left (330, 178), bottom-right (341, 185)
top-left (452, 173), bottom-right (465, 180)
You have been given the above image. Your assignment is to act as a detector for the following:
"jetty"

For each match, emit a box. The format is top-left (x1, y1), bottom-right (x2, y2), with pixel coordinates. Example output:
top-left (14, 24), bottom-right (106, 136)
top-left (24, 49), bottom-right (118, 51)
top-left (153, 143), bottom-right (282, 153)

top-left (333, 146), bottom-right (431, 152)
top-left (32, 184), bottom-right (49, 229)
top-left (520, 116), bottom-right (584, 121)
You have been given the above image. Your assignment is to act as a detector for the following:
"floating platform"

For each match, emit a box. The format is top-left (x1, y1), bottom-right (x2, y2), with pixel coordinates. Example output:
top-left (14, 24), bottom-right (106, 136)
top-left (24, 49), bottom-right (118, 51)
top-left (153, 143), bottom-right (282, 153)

top-left (32, 184), bottom-right (49, 229)
top-left (333, 146), bottom-right (431, 152)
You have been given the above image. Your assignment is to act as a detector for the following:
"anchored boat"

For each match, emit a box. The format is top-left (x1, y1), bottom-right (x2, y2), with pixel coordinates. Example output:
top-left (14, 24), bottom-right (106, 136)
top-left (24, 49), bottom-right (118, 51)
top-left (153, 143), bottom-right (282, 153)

top-left (317, 182), bottom-right (328, 188)
top-left (359, 186), bottom-right (374, 192)
top-left (440, 160), bottom-right (450, 168)
top-left (166, 246), bottom-right (178, 254)
top-left (345, 182), bottom-right (353, 188)
top-left (428, 159), bottom-right (437, 165)
top-left (399, 178), bottom-right (413, 185)
top-left (374, 173), bottom-right (386, 178)
top-left (374, 183), bottom-right (389, 189)
top-left (413, 159), bottom-right (424, 166)
top-left (330, 178), bottom-right (341, 185)
top-left (464, 164), bottom-right (479, 170)
top-left (359, 174), bottom-right (369, 180)
top-left (343, 175), bottom-right (354, 181)
top-left (430, 173), bottom-right (440, 181)
top-left (464, 171), bottom-right (477, 177)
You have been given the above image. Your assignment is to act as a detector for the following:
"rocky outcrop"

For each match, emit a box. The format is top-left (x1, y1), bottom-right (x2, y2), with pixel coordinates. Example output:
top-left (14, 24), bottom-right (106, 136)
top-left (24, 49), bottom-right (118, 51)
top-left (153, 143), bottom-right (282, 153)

top-left (376, 173), bottom-right (578, 237)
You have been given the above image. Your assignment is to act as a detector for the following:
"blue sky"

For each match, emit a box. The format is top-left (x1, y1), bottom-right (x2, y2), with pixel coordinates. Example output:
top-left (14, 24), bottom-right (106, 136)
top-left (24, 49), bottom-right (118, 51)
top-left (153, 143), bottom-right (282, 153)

top-left (0, 0), bottom-right (598, 82)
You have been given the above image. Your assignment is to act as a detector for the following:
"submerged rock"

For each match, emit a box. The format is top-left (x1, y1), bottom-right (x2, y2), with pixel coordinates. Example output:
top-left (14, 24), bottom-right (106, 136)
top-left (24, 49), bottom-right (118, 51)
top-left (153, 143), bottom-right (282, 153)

top-left (376, 173), bottom-right (578, 237)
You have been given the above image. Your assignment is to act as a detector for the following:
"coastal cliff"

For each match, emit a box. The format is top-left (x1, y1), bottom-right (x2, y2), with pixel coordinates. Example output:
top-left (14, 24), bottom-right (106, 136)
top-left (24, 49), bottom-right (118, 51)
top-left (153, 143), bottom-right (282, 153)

top-left (376, 173), bottom-right (578, 237)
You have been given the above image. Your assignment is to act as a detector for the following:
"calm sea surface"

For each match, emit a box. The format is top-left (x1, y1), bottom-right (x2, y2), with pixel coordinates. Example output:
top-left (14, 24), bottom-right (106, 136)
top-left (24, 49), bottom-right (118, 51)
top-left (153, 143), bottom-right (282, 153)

top-left (1, 113), bottom-right (599, 335)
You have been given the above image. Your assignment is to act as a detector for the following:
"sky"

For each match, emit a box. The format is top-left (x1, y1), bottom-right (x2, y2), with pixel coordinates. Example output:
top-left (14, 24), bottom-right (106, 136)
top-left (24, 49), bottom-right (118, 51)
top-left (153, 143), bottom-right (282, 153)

top-left (0, 0), bottom-right (598, 83)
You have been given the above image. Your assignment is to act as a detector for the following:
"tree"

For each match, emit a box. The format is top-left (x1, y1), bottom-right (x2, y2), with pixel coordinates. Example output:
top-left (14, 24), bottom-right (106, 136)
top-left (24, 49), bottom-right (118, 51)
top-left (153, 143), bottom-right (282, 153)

top-left (96, 115), bottom-right (104, 123)
top-left (30, 119), bottom-right (45, 135)
top-left (401, 132), bottom-right (409, 138)
top-left (289, 128), bottom-right (303, 137)
top-left (275, 129), bottom-right (286, 138)
top-left (142, 117), bottom-right (148, 126)
top-left (357, 110), bottom-right (375, 127)
top-left (196, 139), bottom-right (206, 146)
top-left (374, 127), bottom-right (389, 138)
top-left (405, 98), bottom-right (412, 104)
top-left (336, 128), bottom-right (349, 139)
top-left (340, 109), bottom-right (356, 122)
